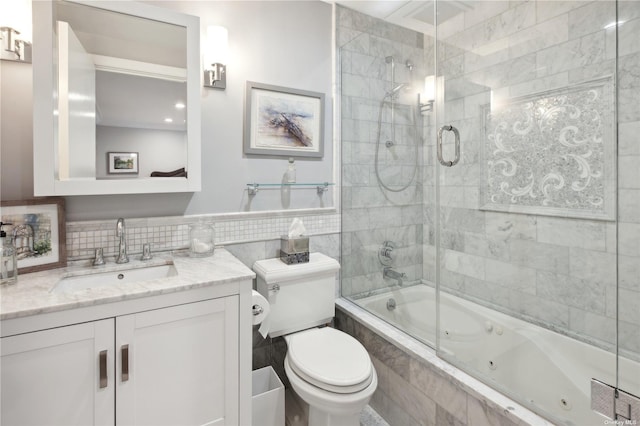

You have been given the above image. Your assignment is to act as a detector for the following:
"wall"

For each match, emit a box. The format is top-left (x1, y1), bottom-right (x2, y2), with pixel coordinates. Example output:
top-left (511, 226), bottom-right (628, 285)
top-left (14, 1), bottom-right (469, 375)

top-left (430, 0), bottom-right (639, 359)
top-left (337, 6), bottom-right (428, 298)
top-left (1, 1), bottom-right (334, 221)
top-left (96, 126), bottom-right (186, 179)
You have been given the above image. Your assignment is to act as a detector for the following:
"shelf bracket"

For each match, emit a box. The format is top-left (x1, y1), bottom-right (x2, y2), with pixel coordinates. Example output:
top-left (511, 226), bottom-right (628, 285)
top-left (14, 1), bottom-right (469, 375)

top-left (247, 184), bottom-right (259, 196)
top-left (317, 182), bottom-right (329, 195)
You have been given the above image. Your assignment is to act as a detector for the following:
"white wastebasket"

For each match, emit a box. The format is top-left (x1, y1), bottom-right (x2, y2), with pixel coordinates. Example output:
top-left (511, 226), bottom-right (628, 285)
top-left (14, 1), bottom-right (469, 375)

top-left (252, 366), bottom-right (285, 426)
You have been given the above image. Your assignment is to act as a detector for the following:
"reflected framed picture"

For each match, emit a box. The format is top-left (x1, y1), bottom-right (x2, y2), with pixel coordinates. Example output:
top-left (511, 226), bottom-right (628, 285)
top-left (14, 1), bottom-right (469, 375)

top-left (244, 81), bottom-right (325, 158)
top-left (108, 152), bottom-right (139, 174)
top-left (0, 197), bottom-right (67, 274)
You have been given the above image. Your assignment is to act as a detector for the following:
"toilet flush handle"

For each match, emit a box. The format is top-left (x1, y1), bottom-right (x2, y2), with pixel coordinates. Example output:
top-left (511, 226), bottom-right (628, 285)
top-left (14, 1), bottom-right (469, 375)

top-left (269, 284), bottom-right (280, 293)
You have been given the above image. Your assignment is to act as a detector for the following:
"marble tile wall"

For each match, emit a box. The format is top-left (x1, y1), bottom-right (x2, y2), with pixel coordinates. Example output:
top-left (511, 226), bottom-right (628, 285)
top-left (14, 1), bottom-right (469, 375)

top-left (430, 0), bottom-right (640, 359)
top-left (337, 5), bottom-right (428, 299)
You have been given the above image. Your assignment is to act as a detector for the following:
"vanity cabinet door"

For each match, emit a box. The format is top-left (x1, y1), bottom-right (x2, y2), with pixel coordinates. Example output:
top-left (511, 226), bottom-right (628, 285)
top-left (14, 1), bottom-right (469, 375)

top-left (115, 296), bottom-right (239, 426)
top-left (0, 319), bottom-right (115, 426)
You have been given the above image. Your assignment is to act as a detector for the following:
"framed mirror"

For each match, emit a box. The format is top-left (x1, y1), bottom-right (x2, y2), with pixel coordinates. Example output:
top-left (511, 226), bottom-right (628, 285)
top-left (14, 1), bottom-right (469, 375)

top-left (33, 0), bottom-right (201, 195)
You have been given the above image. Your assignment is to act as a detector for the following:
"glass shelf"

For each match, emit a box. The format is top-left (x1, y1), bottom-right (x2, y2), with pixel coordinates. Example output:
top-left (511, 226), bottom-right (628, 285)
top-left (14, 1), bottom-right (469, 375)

top-left (246, 182), bottom-right (334, 195)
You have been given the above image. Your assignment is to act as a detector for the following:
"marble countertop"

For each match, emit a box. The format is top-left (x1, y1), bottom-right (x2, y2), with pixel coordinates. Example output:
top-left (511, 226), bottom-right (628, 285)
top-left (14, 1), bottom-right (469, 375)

top-left (0, 248), bottom-right (255, 321)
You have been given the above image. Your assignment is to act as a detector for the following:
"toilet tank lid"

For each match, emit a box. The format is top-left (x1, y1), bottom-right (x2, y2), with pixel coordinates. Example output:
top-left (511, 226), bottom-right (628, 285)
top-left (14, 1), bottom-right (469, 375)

top-left (253, 253), bottom-right (340, 284)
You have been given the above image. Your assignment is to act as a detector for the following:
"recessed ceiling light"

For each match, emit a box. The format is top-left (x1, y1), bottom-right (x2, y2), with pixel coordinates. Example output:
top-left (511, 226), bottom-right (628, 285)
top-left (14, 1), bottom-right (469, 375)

top-left (175, 102), bottom-right (186, 109)
top-left (164, 118), bottom-right (173, 123)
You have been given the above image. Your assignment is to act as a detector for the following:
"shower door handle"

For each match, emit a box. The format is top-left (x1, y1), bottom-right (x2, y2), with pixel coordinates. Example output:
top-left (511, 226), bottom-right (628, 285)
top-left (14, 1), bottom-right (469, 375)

top-left (437, 125), bottom-right (460, 167)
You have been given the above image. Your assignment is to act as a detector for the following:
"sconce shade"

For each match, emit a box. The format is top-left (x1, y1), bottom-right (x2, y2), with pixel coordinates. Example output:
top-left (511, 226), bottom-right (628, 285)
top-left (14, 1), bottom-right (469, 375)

top-left (205, 25), bottom-right (228, 65)
top-left (0, 0), bottom-right (32, 62)
top-left (203, 25), bottom-right (228, 89)
top-left (0, 0), bottom-right (32, 43)
top-left (423, 75), bottom-right (435, 102)
top-left (418, 75), bottom-right (436, 114)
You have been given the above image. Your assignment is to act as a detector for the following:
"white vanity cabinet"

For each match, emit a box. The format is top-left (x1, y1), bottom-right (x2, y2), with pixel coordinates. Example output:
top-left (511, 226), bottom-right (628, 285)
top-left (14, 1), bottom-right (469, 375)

top-left (116, 297), bottom-right (239, 426)
top-left (1, 319), bottom-right (115, 426)
top-left (1, 296), bottom-right (243, 426)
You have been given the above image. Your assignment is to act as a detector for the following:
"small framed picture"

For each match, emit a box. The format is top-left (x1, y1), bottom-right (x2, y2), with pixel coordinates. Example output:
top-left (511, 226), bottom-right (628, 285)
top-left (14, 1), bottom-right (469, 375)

top-left (107, 152), bottom-right (139, 174)
top-left (0, 197), bottom-right (67, 274)
top-left (244, 81), bottom-right (325, 158)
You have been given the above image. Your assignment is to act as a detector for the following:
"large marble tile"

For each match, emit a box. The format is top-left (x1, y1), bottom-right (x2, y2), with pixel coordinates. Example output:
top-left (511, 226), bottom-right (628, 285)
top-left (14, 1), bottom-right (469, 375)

top-left (409, 358), bottom-right (468, 424)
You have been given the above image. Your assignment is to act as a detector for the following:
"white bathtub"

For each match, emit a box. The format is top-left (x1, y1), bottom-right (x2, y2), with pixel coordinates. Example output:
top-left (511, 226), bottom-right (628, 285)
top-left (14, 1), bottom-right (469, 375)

top-left (357, 284), bottom-right (639, 426)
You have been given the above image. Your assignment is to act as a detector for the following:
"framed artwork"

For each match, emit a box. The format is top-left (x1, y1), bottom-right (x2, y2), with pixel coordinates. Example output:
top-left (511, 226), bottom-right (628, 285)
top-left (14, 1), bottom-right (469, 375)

top-left (244, 81), bottom-right (325, 158)
top-left (107, 152), bottom-right (139, 174)
top-left (0, 197), bottom-right (67, 274)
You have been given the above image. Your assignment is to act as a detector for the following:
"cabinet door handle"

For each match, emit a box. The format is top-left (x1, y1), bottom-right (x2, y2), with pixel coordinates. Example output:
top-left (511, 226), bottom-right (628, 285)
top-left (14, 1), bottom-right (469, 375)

top-left (121, 344), bottom-right (129, 382)
top-left (99, 350), bottom-right (108, 389)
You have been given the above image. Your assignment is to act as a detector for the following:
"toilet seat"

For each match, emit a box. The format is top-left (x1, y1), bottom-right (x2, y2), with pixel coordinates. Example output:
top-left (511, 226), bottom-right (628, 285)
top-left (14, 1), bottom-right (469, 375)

top-left (286, 327), bottom-right (373, 394)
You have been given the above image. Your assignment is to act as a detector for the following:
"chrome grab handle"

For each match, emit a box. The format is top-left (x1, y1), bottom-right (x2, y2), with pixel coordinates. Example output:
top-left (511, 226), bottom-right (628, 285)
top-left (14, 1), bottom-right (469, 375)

top-left (99, 350), bottom-right (108, 389)
top-left (121, 344), bottom-right (129, 382)
top-left (437, 125), bottom-right (460, 167)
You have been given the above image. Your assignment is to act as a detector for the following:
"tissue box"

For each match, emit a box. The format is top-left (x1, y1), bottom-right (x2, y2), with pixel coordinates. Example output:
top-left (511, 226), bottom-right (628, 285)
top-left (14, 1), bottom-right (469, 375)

top-left (280, 235), bottom-right (309, 264)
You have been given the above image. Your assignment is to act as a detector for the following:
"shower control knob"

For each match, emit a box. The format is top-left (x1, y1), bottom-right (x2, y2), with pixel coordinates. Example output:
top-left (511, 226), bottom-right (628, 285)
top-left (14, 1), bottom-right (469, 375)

top-left (378, 241), bottom-right (396, 266)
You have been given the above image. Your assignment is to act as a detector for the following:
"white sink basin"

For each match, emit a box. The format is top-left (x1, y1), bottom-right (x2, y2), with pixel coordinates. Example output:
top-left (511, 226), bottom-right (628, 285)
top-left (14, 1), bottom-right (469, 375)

top-left (53, 263), bottom-right (178, 293)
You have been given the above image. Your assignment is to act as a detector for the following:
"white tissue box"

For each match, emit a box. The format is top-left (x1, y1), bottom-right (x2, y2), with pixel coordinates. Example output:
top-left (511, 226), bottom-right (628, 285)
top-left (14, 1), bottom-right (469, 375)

top-left (280, 235), bottom-right (309, 264)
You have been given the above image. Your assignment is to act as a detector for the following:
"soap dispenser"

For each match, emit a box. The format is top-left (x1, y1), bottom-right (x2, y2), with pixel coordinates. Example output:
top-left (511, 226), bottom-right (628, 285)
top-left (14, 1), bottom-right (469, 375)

top-left (286, 157), bottom-right (296, 183)
top-left (0, 222), bottom-right (18, 285)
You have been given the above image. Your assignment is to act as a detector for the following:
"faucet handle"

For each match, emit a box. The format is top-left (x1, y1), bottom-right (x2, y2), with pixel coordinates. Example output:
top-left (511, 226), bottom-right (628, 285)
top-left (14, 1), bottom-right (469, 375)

top-left (93, 248), bottom-right (106, 266)
top-left (141, 243), bottom-right (152, 261)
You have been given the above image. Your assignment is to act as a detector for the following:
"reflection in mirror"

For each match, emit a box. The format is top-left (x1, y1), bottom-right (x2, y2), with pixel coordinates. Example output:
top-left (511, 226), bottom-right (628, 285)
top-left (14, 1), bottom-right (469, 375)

top-left (54, 0), bottom-right (188, 181)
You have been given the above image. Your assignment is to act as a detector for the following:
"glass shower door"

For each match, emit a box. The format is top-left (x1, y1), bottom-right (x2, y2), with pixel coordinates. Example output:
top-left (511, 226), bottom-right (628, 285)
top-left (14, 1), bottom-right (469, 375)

top-left (616, 0), bottom-right (640, 419)
top-left (434, 0), bottom-right (623, 424)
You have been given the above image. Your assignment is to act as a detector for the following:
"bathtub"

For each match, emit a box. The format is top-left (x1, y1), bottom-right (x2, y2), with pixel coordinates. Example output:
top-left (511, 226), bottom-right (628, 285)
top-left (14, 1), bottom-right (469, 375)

top-left (356, 284), bottom-right (639, 426)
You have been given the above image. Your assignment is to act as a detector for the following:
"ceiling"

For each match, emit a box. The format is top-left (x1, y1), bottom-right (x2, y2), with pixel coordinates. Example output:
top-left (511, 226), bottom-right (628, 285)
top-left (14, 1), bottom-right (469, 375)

top-left (334, 0), bottom-right (474, 35)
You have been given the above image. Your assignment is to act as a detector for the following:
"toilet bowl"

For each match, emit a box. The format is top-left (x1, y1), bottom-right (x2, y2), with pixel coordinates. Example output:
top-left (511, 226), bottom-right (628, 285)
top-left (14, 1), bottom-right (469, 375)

top-left (253, 253), bottom-right (378, 426)
top-left (284, 327), bottom-right (377, 426)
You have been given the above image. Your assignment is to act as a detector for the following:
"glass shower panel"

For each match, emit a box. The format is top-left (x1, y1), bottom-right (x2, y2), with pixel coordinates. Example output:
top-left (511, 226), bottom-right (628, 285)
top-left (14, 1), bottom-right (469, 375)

top-left (435, 1), bottom-right (620, 424)
top-left (337, 5), bottom-right (435, 345)
top-left (617, 0), bottom-right (640, 403)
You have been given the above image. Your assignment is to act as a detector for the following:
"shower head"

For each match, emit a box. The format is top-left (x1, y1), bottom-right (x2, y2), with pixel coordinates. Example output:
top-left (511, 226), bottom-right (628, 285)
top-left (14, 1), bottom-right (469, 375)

top-left (386, 83), bottom-right (407, 97)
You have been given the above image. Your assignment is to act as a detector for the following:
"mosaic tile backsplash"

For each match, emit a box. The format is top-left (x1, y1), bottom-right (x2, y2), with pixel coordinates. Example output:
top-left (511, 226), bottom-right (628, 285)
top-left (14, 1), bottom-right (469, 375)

top-left (66, 211), bottom-right (340, 261)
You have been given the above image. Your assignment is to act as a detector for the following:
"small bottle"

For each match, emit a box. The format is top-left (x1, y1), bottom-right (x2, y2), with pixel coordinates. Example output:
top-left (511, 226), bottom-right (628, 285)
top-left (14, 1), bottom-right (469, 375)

top-left (286, 157), bottom-right (296, 183)
top-left (0, 222), bottom-right (18, 286)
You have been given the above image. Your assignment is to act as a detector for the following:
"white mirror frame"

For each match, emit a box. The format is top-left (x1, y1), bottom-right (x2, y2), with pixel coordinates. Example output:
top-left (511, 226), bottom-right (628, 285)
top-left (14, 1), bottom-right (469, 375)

top-left (33, 0), bottom-right (201, 196)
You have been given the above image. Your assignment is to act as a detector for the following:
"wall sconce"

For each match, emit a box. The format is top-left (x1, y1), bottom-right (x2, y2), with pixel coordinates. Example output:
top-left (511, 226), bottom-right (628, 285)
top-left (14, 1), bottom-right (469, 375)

top-left (0, 0), bottom-right (32, 63)
top-left (203, 25), bottom-right (228, 89)
top-left (418, 75), bottom-right (435, 114)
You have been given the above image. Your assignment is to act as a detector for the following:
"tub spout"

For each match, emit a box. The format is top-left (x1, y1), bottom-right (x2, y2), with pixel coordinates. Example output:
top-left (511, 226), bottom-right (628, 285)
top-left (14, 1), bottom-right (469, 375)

top-left (383, 267), bottom-right (406, 286)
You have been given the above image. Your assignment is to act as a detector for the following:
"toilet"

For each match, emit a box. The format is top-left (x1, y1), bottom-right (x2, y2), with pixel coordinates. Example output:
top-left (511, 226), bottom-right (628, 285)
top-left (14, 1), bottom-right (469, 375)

top-left (253, 253), bottom-right (377, 426)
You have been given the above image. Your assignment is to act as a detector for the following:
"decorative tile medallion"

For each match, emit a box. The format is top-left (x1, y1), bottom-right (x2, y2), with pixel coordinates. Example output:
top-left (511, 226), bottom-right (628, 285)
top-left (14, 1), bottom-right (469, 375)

top-left (481, 78), bottom-right (615, 221)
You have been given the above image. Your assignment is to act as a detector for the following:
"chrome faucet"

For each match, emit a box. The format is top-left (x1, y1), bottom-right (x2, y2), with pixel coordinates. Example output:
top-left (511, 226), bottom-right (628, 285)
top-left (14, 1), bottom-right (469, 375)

top-left (115, 218), bottom-right (129, 264)
top-left (383, 267), bottom-right (406, 286)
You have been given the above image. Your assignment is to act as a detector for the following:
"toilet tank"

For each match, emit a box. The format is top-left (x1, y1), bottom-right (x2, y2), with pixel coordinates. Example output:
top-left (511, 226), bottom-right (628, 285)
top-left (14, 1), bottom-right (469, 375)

top-left (253, 253), bottom-right (340, 337)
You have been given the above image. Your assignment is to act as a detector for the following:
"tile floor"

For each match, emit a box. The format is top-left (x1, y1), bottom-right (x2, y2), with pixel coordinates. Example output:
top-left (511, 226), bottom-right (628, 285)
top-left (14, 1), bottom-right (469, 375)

top-left (360, 405), bottom-right (389, 426)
